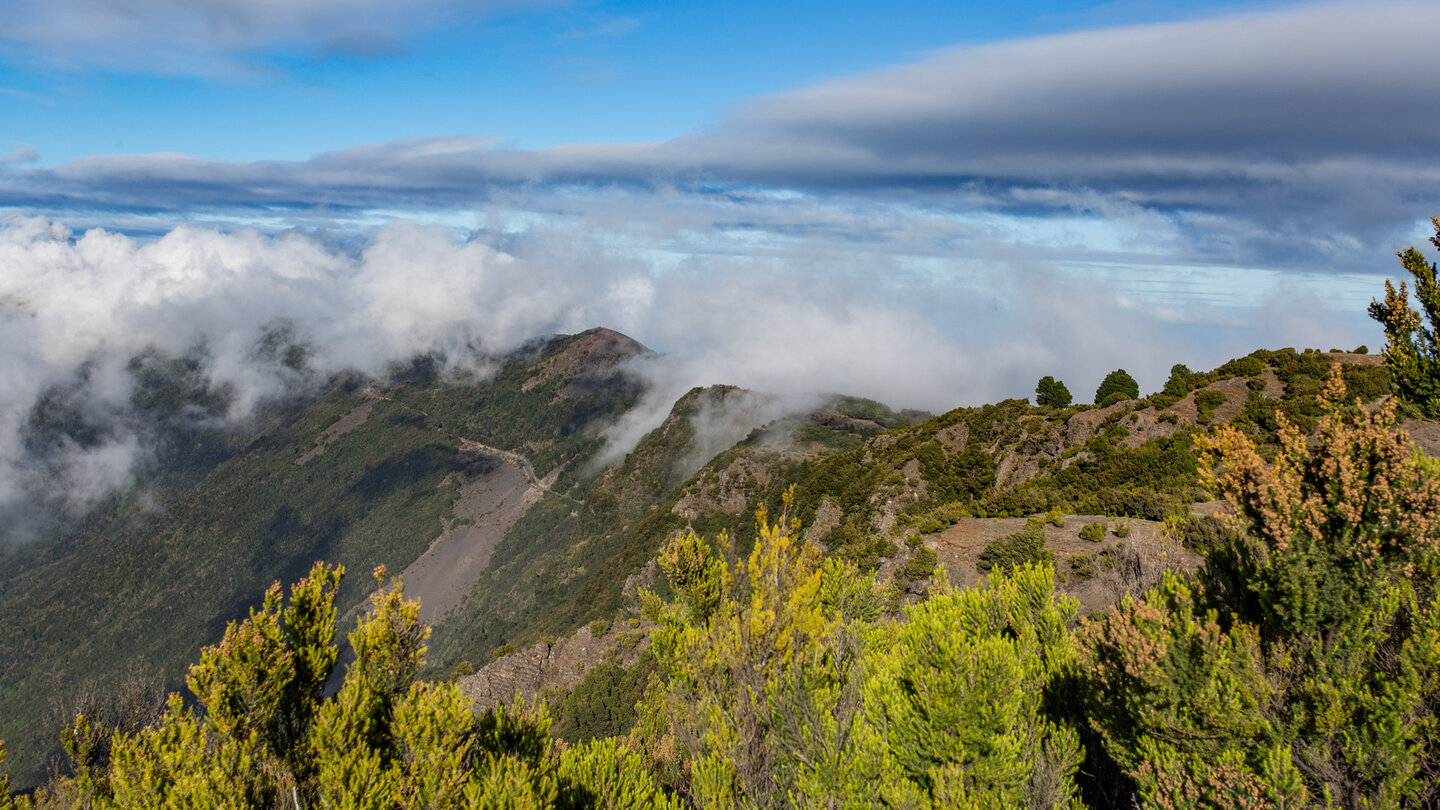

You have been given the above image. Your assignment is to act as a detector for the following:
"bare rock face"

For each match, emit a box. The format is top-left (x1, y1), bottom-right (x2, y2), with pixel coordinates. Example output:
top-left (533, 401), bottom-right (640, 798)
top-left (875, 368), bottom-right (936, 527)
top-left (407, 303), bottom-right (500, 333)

top-left (1401, 419), bottom-right (1440, 458)
top-left (672, 452), bottom-right (776, 520)
top-left (456, 621), bottom-right (652, 714)
top-left (803, 496), bottom-right (843, 548)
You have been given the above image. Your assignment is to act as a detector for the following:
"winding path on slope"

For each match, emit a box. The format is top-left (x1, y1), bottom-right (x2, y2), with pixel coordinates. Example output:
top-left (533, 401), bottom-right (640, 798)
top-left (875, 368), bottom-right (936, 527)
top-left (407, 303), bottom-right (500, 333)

top-left (321, 388), bottom-right (574, 626)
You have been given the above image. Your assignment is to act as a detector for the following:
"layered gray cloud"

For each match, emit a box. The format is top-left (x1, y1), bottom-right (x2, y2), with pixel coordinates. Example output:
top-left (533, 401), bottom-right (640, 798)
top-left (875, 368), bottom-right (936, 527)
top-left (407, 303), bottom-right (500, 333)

top-left (4, 2), bottom-right (1438, 271)
top-left (0, 0), bottom-right (546, 73)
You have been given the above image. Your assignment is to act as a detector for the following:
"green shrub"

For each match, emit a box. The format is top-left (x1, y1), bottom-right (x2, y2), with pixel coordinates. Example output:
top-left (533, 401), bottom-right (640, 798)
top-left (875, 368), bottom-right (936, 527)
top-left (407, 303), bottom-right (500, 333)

top-left (906, 501), bottom-right (969, 535)
top-left (915, 515), bottom-right (945, 534)
top-left (1212, 356), bottom-right (1266, 379)
top-left (1069, 547), bottom-right (1119, 580)
top-left (1342, 363), bottom-right (1391, 402)
top-left (977, 521), bottom-right (1053, 574)
top-left (1047, 507), bottom-right (1065, 528)
top-left (1099, 391), bottom-right (1130, 408)
top-left (1175, 514), bottom-right (1231, 555)
top-left (1081, 377), bottom-right (1440, 806)
top-left (1195, 389), bottom-right (1226, 408)
top-left (24, 562), bottom-right (619, 807)
top-left (836, 532), bottom-right (898, 571)
top-left (1194, 389), bottom-right (1227, 424)
top-left (1113, 521), bottom-right (1132, 538)
top-left (492, 643), bottom-right (515, 659)
top-left (587, 619), bottom-right (612, 638)
top-left (900, 546), bottom-right (939, 582)
top-left (1079, 522), bottom-right (1105, 543)
top-left (552, 657), bottom-right (655, 744)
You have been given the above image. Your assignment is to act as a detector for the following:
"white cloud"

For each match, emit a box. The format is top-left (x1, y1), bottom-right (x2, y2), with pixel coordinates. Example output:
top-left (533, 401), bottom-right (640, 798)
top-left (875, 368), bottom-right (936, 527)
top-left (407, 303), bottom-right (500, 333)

top-left (4, 208), bottom-right (1377, 543)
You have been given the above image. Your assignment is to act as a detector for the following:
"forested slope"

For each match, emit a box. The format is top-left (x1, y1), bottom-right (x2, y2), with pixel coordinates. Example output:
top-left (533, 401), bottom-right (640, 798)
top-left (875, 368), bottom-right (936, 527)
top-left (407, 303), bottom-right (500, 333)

top-left (0, 329), bottom-right (650, 789)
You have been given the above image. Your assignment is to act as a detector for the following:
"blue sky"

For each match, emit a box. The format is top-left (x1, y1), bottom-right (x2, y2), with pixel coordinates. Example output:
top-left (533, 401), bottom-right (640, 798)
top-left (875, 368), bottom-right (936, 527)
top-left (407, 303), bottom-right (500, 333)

top-left (4, 1), bottom-right (1269, 165)
top-left (2, 0), bottom-right (1440, 524)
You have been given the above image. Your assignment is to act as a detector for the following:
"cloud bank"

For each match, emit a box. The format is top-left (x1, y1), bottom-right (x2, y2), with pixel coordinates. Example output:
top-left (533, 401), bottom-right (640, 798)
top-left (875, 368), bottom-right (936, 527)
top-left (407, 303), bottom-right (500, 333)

top-left (0, 212), bottom-right (1373, 543)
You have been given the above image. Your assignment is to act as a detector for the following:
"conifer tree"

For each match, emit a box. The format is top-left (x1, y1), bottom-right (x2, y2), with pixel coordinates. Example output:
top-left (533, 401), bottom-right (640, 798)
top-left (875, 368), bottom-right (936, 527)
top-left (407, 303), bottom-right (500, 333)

top-left (1094, 369), bottom-right (1139, 405)
top-left (1369, 215), bottom-right (1440, 417)
top-left (1161, 364), bottom-right (1194, 398)
top-left (1035, 376), bottom-right (1073, 408)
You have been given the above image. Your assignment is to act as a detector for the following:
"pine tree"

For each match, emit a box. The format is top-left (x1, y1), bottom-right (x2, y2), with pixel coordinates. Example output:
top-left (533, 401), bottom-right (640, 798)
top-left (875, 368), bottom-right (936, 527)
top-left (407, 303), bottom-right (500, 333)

top-left (1094, 369), bottom-right (1139, 406)
top-left (1035, 376), bottom-right (1073, 408)
top-left (1161, 364), bottom-right (1194, 398)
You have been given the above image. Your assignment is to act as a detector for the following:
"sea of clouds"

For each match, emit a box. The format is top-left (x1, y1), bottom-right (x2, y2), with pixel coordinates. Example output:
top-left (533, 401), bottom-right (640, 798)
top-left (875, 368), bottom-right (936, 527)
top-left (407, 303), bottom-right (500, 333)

top-left (0, 211), bottom-right (1373, 543)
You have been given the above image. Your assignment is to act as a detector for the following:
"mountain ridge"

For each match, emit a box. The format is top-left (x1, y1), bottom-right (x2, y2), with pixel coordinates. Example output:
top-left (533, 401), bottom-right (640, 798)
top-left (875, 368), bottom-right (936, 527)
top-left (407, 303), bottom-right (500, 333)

top-left (0, 333), bottom-right (1401, 791)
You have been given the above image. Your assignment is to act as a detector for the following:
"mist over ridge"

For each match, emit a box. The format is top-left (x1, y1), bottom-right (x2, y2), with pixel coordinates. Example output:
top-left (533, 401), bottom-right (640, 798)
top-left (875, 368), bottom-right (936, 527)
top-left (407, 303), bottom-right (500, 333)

top-left (0, 211), bottom-right (1370, 543)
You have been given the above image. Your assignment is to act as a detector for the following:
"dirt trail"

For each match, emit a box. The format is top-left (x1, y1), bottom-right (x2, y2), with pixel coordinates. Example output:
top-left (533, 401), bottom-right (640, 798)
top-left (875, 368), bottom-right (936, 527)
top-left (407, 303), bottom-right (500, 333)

top-left (457, 438), bottom-right (545, 491)
top-left (318, 390), bottom-right (560, 626)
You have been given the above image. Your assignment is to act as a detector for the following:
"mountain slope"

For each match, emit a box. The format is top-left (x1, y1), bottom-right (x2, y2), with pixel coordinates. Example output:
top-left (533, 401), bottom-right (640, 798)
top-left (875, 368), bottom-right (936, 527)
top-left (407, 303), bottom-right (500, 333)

top-left (0, 338), bottom-right (1396, 790)
top-left (0, 328), bottom-right (650, 788)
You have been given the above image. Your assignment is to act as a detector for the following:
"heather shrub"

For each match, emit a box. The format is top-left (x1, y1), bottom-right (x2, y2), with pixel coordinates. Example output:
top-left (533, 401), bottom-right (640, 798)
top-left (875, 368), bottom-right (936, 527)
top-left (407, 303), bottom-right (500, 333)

top-left (978, 520), bottom-right (1053, 574)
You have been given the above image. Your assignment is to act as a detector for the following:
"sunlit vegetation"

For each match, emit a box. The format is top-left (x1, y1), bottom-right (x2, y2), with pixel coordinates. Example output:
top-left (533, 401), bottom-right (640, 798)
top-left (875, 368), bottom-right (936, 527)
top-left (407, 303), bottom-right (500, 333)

top-left (12, 376), bottom-right (1435, 806)
top-left (976, 519), bottom-right (1053, 574)
top-left (9, 250), bottom-right (1440, 806)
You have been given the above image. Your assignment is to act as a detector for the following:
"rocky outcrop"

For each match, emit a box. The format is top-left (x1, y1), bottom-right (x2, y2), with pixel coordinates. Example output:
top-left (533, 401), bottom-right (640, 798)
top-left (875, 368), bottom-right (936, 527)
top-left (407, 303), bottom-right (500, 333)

top-left (672, 451), bottom-right (778, 519)
top-left (456, 621), bottom-right (652, 713)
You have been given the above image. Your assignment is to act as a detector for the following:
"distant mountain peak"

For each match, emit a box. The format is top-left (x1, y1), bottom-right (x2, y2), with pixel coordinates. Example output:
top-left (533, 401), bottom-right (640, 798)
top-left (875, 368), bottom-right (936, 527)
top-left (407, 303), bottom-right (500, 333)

top-left (523, 327), bottom-right (653, 399)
